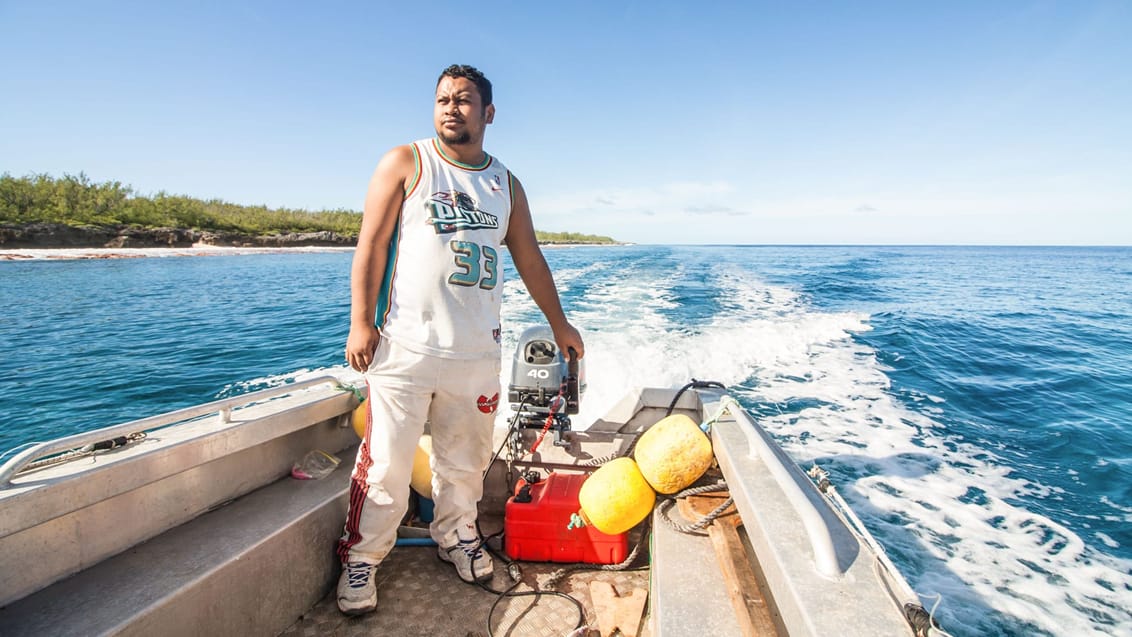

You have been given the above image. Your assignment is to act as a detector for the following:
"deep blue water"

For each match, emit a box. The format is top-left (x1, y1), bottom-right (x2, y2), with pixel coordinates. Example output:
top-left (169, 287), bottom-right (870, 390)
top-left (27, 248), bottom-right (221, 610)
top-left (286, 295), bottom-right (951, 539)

top-left (2, 245), bottom-right (1130, 635)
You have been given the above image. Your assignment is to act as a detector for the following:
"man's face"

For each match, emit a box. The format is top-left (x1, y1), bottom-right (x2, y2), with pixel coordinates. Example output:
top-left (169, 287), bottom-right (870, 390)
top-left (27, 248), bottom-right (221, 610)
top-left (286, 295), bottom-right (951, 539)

top-left (434, 76), bottom-right (494, 147)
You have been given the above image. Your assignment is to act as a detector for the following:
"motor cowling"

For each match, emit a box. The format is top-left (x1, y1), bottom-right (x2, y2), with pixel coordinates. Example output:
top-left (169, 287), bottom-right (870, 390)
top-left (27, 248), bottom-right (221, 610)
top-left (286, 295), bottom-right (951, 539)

top-left (508, 325), bottom-right (585, 415)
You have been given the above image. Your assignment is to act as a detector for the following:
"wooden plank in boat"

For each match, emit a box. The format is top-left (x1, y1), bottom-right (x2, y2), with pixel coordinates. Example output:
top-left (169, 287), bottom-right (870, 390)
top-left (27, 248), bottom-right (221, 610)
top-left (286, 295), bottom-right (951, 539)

top-left (679, 493), bottom-right (780, 637)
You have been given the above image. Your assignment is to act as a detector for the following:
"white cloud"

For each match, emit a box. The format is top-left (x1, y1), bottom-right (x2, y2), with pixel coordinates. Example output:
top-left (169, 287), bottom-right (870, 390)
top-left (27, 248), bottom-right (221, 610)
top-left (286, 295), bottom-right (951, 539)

top-left (536, 181), bottom-right (739, 219)
top-left (528, 178), bottom-right (1132, 245)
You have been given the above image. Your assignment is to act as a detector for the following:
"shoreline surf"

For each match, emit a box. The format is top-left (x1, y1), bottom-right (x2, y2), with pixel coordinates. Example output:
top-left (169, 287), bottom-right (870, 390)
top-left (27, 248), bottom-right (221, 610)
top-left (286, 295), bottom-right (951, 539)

top-left (0, 243), bottom-right (628, 261)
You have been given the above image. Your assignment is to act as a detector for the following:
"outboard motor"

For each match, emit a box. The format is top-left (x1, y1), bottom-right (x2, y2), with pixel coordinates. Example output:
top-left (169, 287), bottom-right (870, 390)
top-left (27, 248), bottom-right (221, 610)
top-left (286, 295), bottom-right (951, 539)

top-left (507, 326), bottom-right (585, 433)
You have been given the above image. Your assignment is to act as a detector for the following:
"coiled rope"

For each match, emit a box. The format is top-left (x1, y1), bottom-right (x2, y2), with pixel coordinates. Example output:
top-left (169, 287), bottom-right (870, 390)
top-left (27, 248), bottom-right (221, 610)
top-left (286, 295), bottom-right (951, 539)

top-left (656, 478), bottom-right (732, 534)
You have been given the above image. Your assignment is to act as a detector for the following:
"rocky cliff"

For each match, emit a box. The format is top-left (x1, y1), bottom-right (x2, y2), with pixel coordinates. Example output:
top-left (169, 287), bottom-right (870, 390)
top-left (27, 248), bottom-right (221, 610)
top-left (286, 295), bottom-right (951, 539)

top-left (0, 223), bottom-right (356, 249)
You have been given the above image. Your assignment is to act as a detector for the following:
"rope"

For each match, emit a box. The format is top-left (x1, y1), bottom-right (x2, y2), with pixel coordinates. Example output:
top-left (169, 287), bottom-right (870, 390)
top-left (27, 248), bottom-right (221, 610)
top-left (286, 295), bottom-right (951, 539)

top-left (528, 409), bottom-right (557, 456)
top-left (656, 479), bottom-right (731, 534)
top-left (905, 601), bottom-right (937, 637)
top-left (544, 518), bottom-right (651, 590)
top-left (334, 382), bottom-right (366, 403)
top-left (807, 464), bottom-right (831, 492)
top-left (576, 379), bottom-right (733, 469)
top-left (673, 479), bottom-right (730, 498)
top-left (582, 379), bottom-right (730, 466)
top-left (21, 432), bottom-right (147, 472)
top-left (13, 381), bottom-right (361, 478)
top-left (580, 451), bottom-right (621, 467)
top-left (810, 464), bottom-right (953, 637)
top-left (489, 379), bottom-right (730, 633)
top-left (910, 592), bottom-right (955, 637)
top-left (699, 395), bottom-right (740, 433)
top-left (527, 388), bottom-right (567, 456)
top-left (664, 379), bottom-right (727, 417)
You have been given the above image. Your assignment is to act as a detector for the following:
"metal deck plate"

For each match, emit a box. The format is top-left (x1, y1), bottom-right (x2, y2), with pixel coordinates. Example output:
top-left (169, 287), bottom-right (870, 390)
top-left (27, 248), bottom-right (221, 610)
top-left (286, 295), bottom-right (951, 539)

top-left (280, 544), bottom-right (651, 637)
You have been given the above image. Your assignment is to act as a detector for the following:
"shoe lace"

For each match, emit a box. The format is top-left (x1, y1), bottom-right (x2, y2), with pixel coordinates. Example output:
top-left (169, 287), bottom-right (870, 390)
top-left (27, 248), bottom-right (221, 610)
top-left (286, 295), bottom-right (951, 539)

top-left (345, 562), bottom-right (373, 588)
top-left (457, 537), bottom-right (485, 560)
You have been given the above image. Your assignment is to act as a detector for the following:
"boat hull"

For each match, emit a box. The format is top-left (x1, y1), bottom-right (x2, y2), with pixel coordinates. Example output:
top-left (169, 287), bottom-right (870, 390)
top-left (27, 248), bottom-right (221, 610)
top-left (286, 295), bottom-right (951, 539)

top-left (1, 380), bottom-right (920, 636)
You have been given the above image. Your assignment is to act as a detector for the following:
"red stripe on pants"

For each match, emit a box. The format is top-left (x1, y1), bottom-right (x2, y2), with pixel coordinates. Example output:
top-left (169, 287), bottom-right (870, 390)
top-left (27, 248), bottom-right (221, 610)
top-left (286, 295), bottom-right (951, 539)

top-left (336, 390), bottom-right (374, 564)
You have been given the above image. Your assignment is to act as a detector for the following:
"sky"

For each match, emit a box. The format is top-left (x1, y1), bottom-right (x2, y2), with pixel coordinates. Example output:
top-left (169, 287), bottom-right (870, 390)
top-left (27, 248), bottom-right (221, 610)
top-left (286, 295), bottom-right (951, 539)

top-left (1, 1), bottom-right (1130, 245)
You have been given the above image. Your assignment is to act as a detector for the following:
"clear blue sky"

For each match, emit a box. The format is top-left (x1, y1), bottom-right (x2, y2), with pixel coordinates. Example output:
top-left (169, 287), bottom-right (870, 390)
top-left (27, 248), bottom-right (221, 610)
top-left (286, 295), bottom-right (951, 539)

top-left (2, 1), bottom-right (1129, 245)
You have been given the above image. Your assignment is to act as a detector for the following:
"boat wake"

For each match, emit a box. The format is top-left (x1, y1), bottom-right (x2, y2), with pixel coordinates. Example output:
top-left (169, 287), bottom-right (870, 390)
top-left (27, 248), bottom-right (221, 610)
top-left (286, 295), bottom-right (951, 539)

top-left (495, 258), bottom-right (1132, 637)
top-left (287, 253), bottom-right (1131, 637)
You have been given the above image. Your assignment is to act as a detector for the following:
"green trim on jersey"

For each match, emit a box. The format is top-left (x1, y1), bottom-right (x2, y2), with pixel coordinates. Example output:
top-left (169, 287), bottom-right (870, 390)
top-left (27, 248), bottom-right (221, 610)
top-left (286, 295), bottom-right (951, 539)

top-left (375, 214), bottom-right (401, 329)
top-left (432, 138), bottom-right (492, 171)
top-left (405, 143), bottom-right (422, 198)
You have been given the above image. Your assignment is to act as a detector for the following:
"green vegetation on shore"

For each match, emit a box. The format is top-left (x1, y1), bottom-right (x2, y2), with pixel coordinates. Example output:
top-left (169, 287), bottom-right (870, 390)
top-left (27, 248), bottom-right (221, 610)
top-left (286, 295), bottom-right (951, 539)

top-left (0, 172), bottom-right (619, 244)
top-left (534, 231), bottom-right (618, 244)
top-left (1, 173), bottom-right (360, 235)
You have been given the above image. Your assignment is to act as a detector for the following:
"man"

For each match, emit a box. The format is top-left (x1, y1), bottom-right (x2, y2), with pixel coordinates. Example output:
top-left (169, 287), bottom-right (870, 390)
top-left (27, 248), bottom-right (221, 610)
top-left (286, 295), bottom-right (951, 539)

top-left (337, 64), bottom-right (585, 616)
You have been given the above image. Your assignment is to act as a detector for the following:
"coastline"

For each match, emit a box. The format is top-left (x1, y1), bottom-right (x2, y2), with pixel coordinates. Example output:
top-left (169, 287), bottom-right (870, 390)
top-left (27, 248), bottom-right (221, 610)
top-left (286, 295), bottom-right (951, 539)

top-left (0, 245), bottom-right (357, 261)
top-left (0, 223), bottom-right (625, 260)
top-left (0, 243), bottom-right (628, 261)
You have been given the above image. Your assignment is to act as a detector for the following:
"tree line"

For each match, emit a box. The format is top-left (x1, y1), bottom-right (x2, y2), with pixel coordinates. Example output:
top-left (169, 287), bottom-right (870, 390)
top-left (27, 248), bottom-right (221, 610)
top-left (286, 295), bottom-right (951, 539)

top-left (534, 230), bottom-right (618, 244)
top-left (0, 172), bottom-right (618, 244)
top-left (0, 172), bottom-right (361, 236)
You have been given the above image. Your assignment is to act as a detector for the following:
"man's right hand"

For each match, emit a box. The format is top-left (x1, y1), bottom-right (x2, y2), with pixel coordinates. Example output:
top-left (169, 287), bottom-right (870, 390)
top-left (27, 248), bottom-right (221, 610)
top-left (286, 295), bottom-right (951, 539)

top-left (345, 324), bottom-right (381, 372)
top-left (346, 145), bottom-right (413, 373)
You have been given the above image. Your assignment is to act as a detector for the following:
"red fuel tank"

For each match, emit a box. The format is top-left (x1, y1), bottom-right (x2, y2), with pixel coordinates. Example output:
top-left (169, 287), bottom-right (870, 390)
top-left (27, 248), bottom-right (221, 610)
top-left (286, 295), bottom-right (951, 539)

top-left (504, 471), bottom-right (628, 564)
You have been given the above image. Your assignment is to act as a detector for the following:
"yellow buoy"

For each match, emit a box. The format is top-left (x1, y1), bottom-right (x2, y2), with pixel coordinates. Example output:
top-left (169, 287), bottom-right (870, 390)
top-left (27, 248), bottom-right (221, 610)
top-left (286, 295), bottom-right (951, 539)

top-left (351, 401), bottom-right (369, 439)
top-left (410, 435), bottom-right (433, 499)
top-left (634, 414), bottom-right (713, 494)
top-left (578, 457), bottom-right (656, 535)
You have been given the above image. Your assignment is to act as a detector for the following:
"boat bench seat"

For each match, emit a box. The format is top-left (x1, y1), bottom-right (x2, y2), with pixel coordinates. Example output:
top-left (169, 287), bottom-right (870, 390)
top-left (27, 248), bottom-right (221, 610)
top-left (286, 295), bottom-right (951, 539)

top-left (0, 448), bottom-right (355, 637)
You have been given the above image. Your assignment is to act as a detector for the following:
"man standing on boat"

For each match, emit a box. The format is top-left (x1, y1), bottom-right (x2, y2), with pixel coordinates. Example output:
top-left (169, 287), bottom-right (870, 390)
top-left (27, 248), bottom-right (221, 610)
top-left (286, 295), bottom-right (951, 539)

top-left (337, 64), bottom-right (585, 616)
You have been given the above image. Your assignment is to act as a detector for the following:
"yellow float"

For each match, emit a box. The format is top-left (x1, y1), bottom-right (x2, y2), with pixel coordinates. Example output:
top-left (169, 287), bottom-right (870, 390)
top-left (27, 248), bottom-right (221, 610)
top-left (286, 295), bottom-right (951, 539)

top-left (409, 435), bottom-right (433, 499)
top-left (351, 401), bottom-right (369, 439)
top-left (633, 414), bottom-right (713, 494)
top-left (577, 457), bottom-right (656, 535)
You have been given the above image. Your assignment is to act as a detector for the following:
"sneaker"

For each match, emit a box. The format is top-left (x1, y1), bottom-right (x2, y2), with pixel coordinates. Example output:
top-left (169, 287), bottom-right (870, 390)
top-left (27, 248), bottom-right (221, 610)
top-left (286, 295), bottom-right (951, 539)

top-left (438, 534), bottom-right (494, 583)
top-left (336, 561), bottom-right (377, 615)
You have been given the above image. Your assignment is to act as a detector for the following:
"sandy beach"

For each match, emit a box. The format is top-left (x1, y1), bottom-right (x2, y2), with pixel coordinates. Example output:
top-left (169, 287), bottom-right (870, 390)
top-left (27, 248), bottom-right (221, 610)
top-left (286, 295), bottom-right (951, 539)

top-left (0, 245), bottom-right (358, 261)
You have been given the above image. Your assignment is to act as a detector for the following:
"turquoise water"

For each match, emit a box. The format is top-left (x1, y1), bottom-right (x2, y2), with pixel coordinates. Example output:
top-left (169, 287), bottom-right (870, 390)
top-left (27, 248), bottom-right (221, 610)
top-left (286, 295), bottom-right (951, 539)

top-left (2, 245), bottom-right (1130, 635)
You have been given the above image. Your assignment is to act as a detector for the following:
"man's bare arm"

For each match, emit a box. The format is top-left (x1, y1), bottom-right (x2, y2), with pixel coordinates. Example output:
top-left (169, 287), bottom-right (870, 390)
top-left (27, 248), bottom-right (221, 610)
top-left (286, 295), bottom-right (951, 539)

top-left (504, 176), bottom-right (585, 360)
top-left (345, 145), bottom-right (415, 372)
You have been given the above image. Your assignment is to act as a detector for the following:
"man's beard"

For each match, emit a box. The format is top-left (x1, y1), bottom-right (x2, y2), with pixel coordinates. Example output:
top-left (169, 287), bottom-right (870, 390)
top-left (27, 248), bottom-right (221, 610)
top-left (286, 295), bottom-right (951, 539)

top-left (437, 129), bottom-right (471, 145)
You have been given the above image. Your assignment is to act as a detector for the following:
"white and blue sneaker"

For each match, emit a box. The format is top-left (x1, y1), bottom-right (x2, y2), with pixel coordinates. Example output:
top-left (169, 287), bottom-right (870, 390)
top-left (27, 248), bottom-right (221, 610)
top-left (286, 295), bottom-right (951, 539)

top-left (438, 524), bottom-right (494, 583)
top-left (336, 561), bottom-right (378, 615)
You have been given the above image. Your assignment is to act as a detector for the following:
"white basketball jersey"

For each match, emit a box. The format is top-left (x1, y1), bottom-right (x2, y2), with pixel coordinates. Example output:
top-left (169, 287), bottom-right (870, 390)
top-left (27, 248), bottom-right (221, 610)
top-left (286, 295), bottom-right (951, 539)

top-left (375, 138), bottom-right (513, 359)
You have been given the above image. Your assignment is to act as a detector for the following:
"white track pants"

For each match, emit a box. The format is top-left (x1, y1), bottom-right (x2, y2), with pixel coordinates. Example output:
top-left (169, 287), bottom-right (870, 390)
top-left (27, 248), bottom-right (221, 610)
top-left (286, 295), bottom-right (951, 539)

top-left (337, 337), bottom-right (501, 565)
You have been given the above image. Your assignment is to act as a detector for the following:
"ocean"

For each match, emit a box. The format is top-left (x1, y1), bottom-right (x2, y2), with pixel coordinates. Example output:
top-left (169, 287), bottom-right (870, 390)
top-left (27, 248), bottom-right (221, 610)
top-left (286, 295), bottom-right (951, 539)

top-left (1, 245), bottom-right (1130, 636)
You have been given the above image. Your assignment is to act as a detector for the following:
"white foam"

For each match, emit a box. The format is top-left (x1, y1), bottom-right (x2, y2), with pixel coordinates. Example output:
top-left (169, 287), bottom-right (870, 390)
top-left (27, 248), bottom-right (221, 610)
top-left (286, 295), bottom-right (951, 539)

top-left (494, 259), bottom-right (1132, 635)
top-left (748, 371), bottom-right (1132, 634)
top-left (297, 256), bottom-right (1131, 635)
top-left (1095, 533), bottom-right (1120, 549)
top-left (1099, 495), bottom-right (1132, 519)
top-left (692, 269), bottom-right (1132, 636)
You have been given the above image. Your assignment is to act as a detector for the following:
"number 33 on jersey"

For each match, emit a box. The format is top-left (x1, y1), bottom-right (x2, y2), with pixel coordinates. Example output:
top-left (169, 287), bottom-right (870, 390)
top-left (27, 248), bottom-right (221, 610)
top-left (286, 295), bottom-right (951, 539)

top-left (375, 138), bottom-right (513, 358)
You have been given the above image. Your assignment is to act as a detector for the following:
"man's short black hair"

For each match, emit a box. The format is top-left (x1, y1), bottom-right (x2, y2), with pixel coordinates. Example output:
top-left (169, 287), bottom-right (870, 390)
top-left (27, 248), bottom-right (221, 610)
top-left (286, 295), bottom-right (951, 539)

top-left (437, 64), bottom-right (493, 107)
